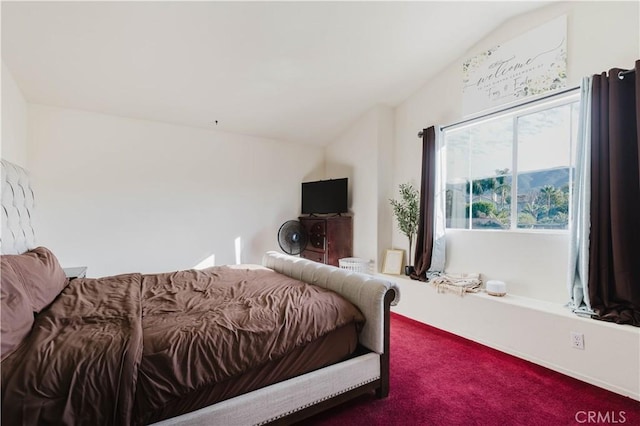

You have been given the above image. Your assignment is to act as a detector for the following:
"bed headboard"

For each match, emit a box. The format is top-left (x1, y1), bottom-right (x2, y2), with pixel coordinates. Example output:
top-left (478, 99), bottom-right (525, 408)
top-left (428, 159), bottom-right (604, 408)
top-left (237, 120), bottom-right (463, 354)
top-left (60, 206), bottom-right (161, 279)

top-left (1, 159), bottom-right (36, 255)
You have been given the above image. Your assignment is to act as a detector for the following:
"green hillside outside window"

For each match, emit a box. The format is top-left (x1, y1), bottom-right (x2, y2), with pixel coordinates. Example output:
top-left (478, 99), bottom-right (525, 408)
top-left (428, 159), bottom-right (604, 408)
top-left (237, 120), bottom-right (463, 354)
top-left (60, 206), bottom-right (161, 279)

top-left (444, 91), bottom-right (580, 231)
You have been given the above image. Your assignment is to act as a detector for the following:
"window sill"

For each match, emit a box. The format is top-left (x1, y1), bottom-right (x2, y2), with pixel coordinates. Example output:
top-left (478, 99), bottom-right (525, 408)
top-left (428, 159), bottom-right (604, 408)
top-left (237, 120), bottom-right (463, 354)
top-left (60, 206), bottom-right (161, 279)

top-left (445, 227), bottom-right (569, 236)
top-left (376, 272), bottom-right (637, 332)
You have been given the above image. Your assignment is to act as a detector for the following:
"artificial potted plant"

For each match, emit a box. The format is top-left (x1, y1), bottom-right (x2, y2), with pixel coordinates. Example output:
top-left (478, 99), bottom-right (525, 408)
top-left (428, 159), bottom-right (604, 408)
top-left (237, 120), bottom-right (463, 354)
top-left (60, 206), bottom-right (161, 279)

top-left (389, 182), bottom-right (419, 275)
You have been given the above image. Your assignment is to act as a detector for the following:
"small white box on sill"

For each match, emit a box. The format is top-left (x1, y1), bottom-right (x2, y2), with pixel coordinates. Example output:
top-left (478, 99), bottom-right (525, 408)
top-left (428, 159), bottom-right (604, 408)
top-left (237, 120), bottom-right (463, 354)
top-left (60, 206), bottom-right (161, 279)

top-left (486, 280), bottom-right (507, 297)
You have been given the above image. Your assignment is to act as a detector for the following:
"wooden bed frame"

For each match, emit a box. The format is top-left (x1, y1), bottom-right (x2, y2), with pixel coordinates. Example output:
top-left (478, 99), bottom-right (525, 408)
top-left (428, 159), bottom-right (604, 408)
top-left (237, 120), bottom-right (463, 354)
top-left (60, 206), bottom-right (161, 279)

top-left (0, 159), bottom-right (399, 425)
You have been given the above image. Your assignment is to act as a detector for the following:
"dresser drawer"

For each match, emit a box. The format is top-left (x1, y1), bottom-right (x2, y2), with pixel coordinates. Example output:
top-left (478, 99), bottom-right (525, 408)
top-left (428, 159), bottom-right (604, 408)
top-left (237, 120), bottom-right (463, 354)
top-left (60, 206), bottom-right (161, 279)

top-left (300, 249), bottom-right (326, 264)
top-left (308, 232), bottom-right (326, 251)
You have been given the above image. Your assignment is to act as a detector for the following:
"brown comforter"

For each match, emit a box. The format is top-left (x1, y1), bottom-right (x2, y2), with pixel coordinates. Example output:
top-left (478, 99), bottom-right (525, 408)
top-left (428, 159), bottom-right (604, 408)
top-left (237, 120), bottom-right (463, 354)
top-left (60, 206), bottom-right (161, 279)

top-left (1, 266), bottom-right (364, 425)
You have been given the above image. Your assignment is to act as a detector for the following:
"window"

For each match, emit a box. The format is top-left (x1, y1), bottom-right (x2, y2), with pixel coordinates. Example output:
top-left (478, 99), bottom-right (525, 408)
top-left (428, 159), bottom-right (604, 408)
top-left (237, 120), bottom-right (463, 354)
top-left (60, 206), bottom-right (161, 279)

top-left (444, 91), bottom-right (580, 231)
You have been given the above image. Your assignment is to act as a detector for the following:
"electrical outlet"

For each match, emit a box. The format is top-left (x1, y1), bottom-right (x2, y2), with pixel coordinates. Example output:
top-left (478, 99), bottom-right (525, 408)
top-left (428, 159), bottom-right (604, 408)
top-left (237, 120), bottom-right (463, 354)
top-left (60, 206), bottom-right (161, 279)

top-left (570, 332), bottom-right (585, 350)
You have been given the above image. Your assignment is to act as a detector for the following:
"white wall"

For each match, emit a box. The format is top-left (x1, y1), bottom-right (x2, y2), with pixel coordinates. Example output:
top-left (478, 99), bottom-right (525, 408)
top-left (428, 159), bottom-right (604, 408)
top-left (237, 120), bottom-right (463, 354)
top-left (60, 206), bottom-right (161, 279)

top-left (393, 0), bottom-right (640, 304)
top-left (375, 106), bottom-right (394, 268)
top-left (1, 61), bottom-right (28, 167)
top-left (28, 104), bottom-right (323, 277)
top-left (325, 105), bottom-right (394, 269)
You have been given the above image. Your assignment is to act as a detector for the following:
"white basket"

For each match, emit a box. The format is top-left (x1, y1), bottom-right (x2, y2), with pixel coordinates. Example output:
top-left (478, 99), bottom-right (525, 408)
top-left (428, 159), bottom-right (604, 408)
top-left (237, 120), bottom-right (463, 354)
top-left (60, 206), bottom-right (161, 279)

top-left (339, 257), bottom-right (372, 274)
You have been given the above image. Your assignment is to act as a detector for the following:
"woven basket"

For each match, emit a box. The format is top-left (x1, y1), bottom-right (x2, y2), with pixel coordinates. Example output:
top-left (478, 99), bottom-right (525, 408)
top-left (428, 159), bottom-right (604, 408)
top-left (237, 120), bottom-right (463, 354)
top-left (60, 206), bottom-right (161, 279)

top-left (338, 257), bottom-right (371, 274)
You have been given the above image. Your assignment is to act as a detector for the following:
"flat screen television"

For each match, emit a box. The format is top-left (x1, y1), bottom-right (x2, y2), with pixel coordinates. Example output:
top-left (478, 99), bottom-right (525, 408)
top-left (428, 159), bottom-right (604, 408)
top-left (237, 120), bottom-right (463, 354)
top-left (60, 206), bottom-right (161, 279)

top-left (301, 178), bottom-right (348, 215)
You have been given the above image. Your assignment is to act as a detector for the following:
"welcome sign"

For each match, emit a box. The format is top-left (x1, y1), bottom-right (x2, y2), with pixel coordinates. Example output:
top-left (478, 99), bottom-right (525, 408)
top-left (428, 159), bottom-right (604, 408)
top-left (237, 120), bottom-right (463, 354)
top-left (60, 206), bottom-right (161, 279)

top-left (462, 16), bottom-right (567, 116)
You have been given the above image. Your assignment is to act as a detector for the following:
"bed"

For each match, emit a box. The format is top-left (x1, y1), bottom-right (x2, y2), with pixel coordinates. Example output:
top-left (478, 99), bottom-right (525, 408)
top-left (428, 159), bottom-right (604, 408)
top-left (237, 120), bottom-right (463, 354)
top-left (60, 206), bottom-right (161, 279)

top-left (0, 159), bottom-right (399, 425)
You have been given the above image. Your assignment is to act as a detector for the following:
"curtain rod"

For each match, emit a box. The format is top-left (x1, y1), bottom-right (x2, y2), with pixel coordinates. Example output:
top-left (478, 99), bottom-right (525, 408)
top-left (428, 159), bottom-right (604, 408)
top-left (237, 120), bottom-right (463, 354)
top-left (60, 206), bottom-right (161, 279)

top-left (618, 68), bottom-right (635, 79)
top-left (417, 85), bottom-right (580, 138)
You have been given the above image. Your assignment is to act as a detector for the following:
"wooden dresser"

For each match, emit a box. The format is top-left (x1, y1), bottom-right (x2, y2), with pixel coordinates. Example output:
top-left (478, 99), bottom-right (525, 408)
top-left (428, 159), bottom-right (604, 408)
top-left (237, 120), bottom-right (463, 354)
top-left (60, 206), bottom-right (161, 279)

top-left (299, 215), bottom-right (352, 267)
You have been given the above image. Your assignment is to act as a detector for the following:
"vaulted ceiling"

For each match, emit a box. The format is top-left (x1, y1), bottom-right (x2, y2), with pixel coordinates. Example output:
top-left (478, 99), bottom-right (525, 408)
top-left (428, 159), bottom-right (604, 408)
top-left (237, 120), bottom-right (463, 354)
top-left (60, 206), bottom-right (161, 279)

top-left (2, 1), bottom-right (550, 146)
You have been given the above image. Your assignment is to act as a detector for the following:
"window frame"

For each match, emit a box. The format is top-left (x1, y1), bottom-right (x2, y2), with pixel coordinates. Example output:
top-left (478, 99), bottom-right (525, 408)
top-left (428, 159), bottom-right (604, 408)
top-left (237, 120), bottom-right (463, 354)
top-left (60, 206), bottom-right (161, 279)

top-left (442, 89), bottom-right (581, 233)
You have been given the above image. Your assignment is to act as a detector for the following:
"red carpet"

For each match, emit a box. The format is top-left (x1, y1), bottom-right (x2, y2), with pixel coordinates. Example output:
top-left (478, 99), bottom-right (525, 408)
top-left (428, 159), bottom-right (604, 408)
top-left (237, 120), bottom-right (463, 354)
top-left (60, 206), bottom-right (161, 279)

top-left (304, 313), bottom-right (640, 425)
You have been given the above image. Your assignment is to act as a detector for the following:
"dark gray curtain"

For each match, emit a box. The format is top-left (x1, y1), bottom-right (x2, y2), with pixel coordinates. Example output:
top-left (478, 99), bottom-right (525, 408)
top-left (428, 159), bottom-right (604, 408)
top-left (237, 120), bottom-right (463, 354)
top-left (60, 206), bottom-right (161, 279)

top-left (588, 60), bottom-right (640, 326)
top-left (411, 126), bottom-right (436, 281)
